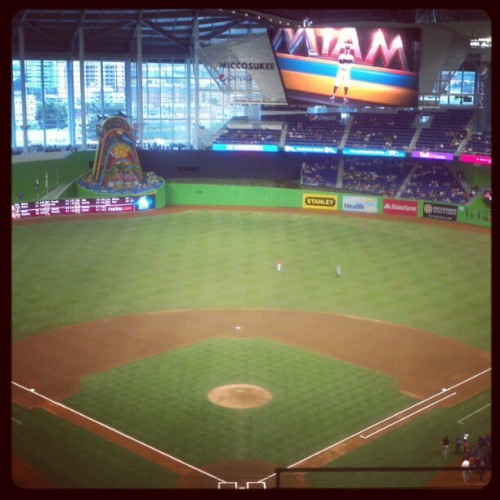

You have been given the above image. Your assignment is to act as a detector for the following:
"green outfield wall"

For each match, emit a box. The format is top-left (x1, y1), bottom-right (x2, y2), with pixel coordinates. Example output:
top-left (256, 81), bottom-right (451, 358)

top-left (165, 182), bottom-right (304, 208)
top-left (11, 151), bottom-right (93, 202)
top-left (164, 183), bottom-right (491, 228)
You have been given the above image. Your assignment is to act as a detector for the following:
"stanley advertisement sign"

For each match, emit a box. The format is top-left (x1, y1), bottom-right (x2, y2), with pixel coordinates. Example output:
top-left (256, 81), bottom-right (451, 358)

top-left (303, 194), bottom-right (338, 210)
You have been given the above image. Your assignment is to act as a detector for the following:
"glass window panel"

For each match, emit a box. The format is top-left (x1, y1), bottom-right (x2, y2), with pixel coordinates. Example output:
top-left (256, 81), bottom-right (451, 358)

top-left (41, 61), bottom-right (70, 144)
top-left (449, 73), bottom-right (463, 94)
top-left (439, 94), bottom-right (450, 105)
top-left (435, 69), bottom-right (478, 107)
top-left (85, 61), bottom-right (100, 89)
top-left (172, 120), bottom-right (187, 145)
top-left (462, 71), bottom-right (476, 94)
top-left (71, 61), bottom-right (82, 143)
top-left (173, 64), bottom-right (186, 78)
top-left (147, 62), bottom-right (160, 78)
top-left (25, 60), bottom-right (42, 98)
top-left (173, 103), bottom-right (186, 118)
top-left (160, 64), bottom-right (171, 78)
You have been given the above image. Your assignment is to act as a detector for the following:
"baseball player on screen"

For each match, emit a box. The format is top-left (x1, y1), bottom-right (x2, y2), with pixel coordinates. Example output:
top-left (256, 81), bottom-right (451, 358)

top-left (330, 40), bottom-right (354, 103)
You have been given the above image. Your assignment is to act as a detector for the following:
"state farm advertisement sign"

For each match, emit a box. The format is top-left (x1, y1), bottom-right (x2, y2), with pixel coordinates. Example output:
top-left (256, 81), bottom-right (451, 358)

top-left (383, 199), bottom-right (418, 216)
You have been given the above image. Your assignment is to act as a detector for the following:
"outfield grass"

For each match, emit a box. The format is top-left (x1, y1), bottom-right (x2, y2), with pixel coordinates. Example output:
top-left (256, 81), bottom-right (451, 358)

top-left (11, 209), bottom-right (491, 488)
top-left (12, 210), bottom-right (491, 349)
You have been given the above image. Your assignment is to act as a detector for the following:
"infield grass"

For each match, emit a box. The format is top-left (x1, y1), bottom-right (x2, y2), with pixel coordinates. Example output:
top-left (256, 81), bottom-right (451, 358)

top-left (63, 337), bottom-right (415, 466)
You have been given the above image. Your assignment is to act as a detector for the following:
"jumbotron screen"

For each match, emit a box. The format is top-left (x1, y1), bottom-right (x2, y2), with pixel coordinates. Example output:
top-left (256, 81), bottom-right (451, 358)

top-left (12, 195), bottom-right (155, 219)
top-left (269, 26), bottom-right (421, 108)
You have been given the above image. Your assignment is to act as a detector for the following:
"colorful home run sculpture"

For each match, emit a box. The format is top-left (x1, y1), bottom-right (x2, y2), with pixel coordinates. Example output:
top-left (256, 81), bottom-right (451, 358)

top-left (91, 115), bottom-right (143, 189)
top-left (79, 113), bottom-right (163, 196)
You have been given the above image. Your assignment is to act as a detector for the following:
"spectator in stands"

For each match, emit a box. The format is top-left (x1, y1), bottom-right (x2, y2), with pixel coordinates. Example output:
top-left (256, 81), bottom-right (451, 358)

top-left (463, 431), bottom-right (470, 453)
top-left (454, 434), bottom-right (462, 455)
top-left (441, 435), bottom-right (450, 457)
top-left (461, 456), bottom-right (471, 482)
top-left (476, 457), bottom-right (486, 482)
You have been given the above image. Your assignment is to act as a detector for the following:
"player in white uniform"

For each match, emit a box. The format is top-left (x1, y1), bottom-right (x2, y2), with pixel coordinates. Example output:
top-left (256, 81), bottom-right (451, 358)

top-left (330, 41), bottom-right (354, 103)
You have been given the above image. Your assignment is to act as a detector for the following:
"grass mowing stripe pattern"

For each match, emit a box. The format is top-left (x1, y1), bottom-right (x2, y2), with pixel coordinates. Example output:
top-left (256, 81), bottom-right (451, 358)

top-left (12, 211), bottom-right (490, 350)
top-left (64, 337), bottom-right (414, 466)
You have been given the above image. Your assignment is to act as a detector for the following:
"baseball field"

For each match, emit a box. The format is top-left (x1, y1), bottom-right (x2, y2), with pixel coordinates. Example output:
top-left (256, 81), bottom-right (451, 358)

top-left (11, 204), bottom-right (491, 489)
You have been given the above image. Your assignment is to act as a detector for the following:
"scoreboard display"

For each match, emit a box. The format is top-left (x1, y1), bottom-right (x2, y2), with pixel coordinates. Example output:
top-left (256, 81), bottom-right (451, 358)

top-left (12, 195), bottom-right (155, 220)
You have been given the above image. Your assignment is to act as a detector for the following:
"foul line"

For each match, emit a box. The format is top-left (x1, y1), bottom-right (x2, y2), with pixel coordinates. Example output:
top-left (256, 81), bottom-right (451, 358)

top-left (259, 368), bottom-right (491, 483)
top-left (458, 403), bottom-right (491, 424)
top-left (359, 392), bottom-right (456, 439)
top-left (11, 381), bottom-right (226, 484)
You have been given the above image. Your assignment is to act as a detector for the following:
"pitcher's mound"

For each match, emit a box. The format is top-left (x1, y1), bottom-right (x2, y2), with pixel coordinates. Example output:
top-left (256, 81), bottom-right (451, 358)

top-left (208, 384), bottom-right (272, 409)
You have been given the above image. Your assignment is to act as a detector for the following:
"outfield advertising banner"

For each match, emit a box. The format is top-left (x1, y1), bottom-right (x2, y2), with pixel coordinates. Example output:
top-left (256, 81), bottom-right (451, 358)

top-left (383, 199), bottom-right (418, 216)
top-left (459, 154), bottom-right (492, 166)
top-left (411, 150), bottom-right (454, 161)
top-left (284, 145), bottom-right (338, 154)
top-left (342, 147), bottom-right (405, 158)
top-left (303, 193), bottom-right (338, 210)
top-left (422, 202), bottom-right (458, 222)
top-left (212, 144), bottom-right (279, 152)
top-left (342, 196), bottom-right (378, 213)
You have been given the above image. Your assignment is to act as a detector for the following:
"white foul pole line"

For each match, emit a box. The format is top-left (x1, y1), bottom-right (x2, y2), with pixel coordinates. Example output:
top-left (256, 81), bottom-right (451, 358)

top-left (458, 403), bottom-right (491, 425)
top-left (359, 392), bottom-right (457, 439)
top-left (11, 381), bottom-right (226, 484)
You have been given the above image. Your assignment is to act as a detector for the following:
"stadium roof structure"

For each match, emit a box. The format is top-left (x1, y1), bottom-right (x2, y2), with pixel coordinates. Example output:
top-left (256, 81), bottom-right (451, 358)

top-left (11, 8), bottom-right (491, 61)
